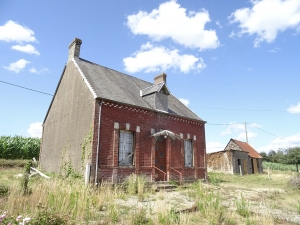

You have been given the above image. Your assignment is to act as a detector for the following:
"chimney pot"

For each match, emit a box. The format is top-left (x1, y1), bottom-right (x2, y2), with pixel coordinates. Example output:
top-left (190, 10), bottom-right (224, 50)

top-left (154, 73), bottom-right (167, 84)
top-left (68, 38), bottom-right (82, 62)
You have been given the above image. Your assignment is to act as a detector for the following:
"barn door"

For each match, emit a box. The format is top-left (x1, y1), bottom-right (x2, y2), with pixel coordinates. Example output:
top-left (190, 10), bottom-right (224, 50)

top-left (242, 159), bottom-right (248, 175)
top-left (252, 158), bottom-right (258, 174)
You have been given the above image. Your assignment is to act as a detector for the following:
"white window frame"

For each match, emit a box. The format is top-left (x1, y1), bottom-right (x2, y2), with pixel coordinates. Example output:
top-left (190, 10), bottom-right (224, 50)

top-left (184, 139), bottom-right (193, 167)
top-left (118, 130), bottom-right (134, 166)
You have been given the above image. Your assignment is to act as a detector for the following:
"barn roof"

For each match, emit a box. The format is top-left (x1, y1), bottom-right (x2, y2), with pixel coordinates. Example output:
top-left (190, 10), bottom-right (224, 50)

top-left (232, 139), bottom-right (262, 158)
top-left (72, 57), bottom-right (202, 121)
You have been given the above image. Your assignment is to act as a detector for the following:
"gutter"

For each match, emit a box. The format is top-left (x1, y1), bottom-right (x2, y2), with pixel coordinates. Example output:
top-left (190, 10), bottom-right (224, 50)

top-left (94, 99), bottom-right (103, 184)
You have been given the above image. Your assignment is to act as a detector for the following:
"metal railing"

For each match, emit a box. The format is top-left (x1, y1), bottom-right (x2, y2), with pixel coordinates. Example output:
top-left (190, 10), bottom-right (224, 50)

top-left (153, 166), bottom-right (166, 182)
top-left (170, 166), bottom-right (182, 185)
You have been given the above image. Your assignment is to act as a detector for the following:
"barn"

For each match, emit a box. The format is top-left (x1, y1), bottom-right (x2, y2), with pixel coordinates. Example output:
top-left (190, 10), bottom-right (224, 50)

top-left (207, 139), bottom-right (263, 175)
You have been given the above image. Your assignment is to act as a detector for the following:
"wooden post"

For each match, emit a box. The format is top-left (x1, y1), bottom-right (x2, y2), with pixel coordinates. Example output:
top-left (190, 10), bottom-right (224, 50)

top-left (239, 165), bottom-right (242, 176)
top-left (268, 167), bottom-right (270, 180)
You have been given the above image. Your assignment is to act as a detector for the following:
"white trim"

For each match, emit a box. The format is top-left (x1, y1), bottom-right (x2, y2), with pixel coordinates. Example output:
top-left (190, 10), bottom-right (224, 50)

top-left (72, 58), bottom-right (97, 98)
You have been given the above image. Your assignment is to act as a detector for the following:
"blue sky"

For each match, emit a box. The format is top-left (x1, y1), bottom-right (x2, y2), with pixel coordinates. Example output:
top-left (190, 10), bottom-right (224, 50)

top-left (0, 0), bottom-right (299, 153)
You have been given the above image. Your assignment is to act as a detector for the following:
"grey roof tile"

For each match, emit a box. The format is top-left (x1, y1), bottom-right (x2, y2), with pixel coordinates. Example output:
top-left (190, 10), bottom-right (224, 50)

top-left (75, 58), bottom-right (203, 121)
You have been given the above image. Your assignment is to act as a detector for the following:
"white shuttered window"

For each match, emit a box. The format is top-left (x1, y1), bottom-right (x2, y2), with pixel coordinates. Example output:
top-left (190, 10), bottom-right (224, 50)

top-left (184, 140), bottom-right (193, 167)
top-left (119, 130), bottom-right (134, 166)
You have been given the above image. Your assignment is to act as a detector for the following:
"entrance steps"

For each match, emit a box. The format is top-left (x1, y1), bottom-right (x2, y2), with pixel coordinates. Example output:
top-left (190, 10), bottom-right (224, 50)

top-left (150, 181), bottom-right (178, 192)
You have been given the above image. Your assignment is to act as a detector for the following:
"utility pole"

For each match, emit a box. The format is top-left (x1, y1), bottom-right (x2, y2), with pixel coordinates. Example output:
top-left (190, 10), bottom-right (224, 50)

top-left (245, 122), bottom-right (248, 144)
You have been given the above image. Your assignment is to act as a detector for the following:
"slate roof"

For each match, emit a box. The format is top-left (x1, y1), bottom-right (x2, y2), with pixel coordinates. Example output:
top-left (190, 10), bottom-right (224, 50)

top-left (74, 58), bottom-right (203, 121)
top-left (140, 82), bottom-right (170, 96)
top-left (232, 139), bottom-right (262, 158)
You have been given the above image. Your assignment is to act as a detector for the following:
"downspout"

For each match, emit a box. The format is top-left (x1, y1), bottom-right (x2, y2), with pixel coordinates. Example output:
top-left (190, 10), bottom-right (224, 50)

top-left (95, 99), bottom-right (103, 184)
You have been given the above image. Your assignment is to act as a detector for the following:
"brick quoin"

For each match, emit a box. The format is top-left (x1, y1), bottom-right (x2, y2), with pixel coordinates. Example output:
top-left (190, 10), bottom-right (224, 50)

top-left (90, 99), bottom-right (206, 184)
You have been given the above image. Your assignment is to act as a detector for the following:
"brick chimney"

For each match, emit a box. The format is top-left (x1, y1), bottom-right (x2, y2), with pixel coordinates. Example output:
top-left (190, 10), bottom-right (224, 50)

top-left (154, 73), bottom-right (167, 84)
top-left (68, 38), bottom-right (82, 62)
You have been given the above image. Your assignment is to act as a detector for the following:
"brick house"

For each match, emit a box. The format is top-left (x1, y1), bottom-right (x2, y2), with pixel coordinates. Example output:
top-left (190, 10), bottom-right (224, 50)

top-left (40, 38), bottom-right (207, 183)
top-left (207, 139), bottom-right (263, 175)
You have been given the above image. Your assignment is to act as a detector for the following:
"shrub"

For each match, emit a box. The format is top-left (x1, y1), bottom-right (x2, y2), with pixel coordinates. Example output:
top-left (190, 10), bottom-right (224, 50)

top-left (0, 185), bottom-right (9, 197)
top-left (235, 194), bottom-right (250, 218)
top-left (288, 175), bottom-right (300, 189)
top-left (31, 208), bottom-right (68, 225)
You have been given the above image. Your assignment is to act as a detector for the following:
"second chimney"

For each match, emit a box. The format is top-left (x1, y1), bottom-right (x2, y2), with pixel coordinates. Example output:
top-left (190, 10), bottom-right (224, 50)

top-left (154, 73), bottom-right (167, 84)
top-left (68, 38), bottom-right (82, 62)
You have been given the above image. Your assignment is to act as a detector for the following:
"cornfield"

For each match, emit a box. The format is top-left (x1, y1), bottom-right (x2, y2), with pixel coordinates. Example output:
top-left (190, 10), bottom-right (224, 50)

top-left (263, 161), bottom-right (297, 172)
top-left (0, 136), bottom-right (40, 159)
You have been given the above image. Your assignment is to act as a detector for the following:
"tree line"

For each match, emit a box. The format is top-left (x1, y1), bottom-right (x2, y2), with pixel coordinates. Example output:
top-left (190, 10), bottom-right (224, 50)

top-left (260, 146), bottom-right (300, 172)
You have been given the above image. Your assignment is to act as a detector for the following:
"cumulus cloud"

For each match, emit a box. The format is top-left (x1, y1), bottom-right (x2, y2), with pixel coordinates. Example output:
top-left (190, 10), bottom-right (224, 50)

top-left (4, 59), bottom-right (30, 73)
top-left (179, 98), bottom-right (189, 106)
top-left (237, 131), bottom-right (257, 140)
top-left (221, 122), bottom-right (260, 140)
top-left (206, 142), bottom-right (225, 153)
top-left (126, 1), bottom-right (219, 50)
top-left (0, 20), bottom-right (37, 43)
top-left (287, 102), bottom-right (300, 113)
top-left (229, 0), bottom-right (300, 47)
top-left (258, 132), bottom-right (300, 152)
top-left (27, 122), bottom-right (42, 138)
top-left (12, 44), bottom-right (40, 55)
top-left (29, 67), bottom-right (50, 74)
top-left (123, 43), bottom-right (206, 73)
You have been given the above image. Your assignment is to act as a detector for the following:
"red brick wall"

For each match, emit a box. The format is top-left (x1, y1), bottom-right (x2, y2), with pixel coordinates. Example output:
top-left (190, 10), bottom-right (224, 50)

top-left (91, 99), bottom-right (206, 183)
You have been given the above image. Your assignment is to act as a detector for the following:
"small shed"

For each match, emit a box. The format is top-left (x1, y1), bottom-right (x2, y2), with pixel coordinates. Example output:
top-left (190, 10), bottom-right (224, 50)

top-left (207, 139), bottom-right (263, 175)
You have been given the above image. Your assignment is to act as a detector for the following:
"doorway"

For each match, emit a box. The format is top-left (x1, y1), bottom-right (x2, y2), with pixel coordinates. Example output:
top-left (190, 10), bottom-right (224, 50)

top-left (155, 136), bottom-right (166, 181)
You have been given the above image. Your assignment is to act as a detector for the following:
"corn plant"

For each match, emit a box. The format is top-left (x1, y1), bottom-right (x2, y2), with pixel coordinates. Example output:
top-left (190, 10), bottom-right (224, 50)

top-left (0, 136), bottom-right (40, 160)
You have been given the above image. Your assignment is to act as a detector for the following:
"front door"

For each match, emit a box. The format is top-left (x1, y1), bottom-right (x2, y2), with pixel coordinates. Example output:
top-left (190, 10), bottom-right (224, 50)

top-left (155, 136), bottom-right (166, 181)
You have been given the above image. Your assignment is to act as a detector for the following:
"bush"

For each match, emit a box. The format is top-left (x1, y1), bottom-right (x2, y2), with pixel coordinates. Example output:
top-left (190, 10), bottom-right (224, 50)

top-left (288, 175), bottom-right (300, 189)
top-left (0, 185), bottom-right (9, 196)
top-left (31, 208), bottom-right (68, 225)
top-left (0, 136), bottom-right (40, 160)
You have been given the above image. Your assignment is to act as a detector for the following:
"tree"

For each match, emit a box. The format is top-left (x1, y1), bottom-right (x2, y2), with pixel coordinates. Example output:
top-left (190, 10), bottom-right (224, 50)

top-left (259, 151), bottom-right (268, 161)
top-left (285, 147), bottom-right (300, 172)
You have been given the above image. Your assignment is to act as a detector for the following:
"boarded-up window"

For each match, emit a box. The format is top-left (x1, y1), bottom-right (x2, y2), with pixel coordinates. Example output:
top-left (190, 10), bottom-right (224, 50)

top-left (119, 130), bottom-right (134, 166)
top-left (184, 140), bottom-right (193, 167)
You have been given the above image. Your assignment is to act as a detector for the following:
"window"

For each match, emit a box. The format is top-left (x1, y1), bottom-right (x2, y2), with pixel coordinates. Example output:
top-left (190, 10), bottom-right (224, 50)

top-left (118, 130), bottom-right (134, 166)
top-left (184, 140), bottom-right (193, 167)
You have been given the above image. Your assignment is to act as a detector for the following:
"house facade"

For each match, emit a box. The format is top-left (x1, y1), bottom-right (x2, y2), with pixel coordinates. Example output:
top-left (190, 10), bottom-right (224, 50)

top-left (207, 139), bottom-right (263, 175)
top-left (40, 38), bottom-right (207, 183)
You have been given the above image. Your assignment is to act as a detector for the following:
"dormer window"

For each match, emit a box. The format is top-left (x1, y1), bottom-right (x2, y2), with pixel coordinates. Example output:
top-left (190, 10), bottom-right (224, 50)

top-left (141, 73), bottom-right (170, 112)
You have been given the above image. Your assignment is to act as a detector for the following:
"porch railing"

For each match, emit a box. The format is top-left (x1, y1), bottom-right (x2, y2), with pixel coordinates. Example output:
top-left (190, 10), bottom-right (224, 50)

top-left (169, 166), bottom-right (182, 185)
top-left (153, 166), bottom-right (166, 182)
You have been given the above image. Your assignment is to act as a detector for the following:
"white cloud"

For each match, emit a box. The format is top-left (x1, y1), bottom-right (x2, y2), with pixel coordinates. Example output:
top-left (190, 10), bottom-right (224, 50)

top-left (179, 98), bottom-right (189, 106)
top-left (27, 122), bottom-right (42, 138)
top-left (237, 131), bottom-right (257, 140)
top-left (287, 102), bottom-right (300, 113)
top-left (126, 1), bottom-right (219, 50)
top-left (229, 0), bottom-right (300, 47)
top-left (29, 67), bottom-right (50, 74)
top-left (216, 21), bottom-right (222, 28)
top-left (220, 122), bottom-right (245, 136)
top-left (4, 59), bottom-right (30, 73)
top-left (206, 142), bottom-right (225, 153)
top-left (0, 20), bottom-right (37, 43)
top-left (258, 132), bottom-right (300, 152)
top-left (269, 47), bottom-right (280, 53)
top-left (221, 122), bottom-right (261, 139)
top-left (11, 44), bottom-right (40, 55)
top-left (123, 43), bottom-right (206, 73)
